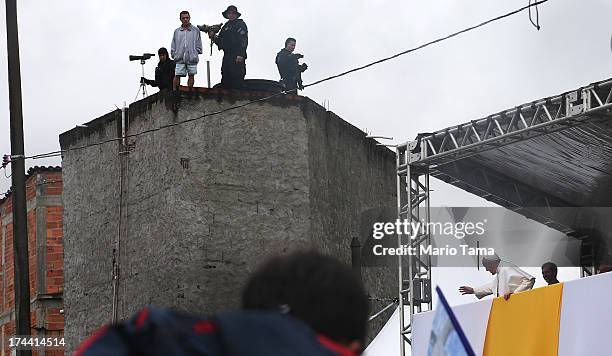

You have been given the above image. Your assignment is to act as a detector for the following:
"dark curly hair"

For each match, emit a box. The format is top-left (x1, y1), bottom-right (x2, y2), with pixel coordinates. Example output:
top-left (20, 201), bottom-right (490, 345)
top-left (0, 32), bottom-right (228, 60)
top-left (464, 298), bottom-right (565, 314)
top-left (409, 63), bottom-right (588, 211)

top-left (242, 250), bottom-right (369, 344)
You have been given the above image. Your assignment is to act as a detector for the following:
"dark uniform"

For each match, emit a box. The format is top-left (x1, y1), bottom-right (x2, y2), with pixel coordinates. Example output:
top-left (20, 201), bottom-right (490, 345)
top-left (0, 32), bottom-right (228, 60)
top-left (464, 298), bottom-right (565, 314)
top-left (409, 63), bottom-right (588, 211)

top-left (213, 19), bottom-right (248, 89)
top-left (143, 59), bottom-right (176, 90)
top-left (275, 49), bottom-right (307, 91)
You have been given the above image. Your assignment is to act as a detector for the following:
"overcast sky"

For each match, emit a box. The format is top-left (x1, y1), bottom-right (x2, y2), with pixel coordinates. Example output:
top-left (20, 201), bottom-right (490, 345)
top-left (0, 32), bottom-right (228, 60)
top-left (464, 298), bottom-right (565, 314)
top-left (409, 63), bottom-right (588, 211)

top-left (0, 0), bottom-right (609, 308)
top-left (1, 0), bottom-right (611, 200)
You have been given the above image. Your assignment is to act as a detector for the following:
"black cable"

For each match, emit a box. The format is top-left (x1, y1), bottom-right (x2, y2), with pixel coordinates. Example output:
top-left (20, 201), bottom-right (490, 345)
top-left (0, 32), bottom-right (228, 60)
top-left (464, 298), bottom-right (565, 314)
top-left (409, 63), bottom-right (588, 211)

top-left (124, 91), bottom-right (288, 141)
top-left (303, 0), bottom-right (548, 89)
top-left (529, 0), bottom-right (541, 30)
top-left (368, 296), bottom-right (398, 302)
top-left (20, 90), bottom-right (291, 159)
top-left (17, 0), bottom-right (548, 161)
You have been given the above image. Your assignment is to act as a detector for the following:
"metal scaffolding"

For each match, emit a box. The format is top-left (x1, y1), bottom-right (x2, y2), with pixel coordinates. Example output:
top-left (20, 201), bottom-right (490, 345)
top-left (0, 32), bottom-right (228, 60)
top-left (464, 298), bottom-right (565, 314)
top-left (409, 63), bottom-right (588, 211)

top-left (396, 144), bottom-right (432, 353)
top-left (410, 79), bottom-right (612, 167)
top-left (395, 77), bottom-right (612, 354)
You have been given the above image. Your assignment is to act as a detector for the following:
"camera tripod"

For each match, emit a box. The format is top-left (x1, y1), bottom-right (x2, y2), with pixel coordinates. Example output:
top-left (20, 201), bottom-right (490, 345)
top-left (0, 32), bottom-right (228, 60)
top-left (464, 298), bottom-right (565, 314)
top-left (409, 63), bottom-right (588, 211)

top-left (134, 59), bottom-right (148, 101)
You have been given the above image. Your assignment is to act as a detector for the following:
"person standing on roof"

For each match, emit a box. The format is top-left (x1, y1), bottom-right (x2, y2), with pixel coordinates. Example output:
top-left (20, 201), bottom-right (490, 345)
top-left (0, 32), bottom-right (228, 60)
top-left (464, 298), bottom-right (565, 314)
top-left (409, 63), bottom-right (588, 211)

top-left (276, 37), bottom-right (308, 91)
top-left (171, 10), bottom-right (203, 91)
top-left (209, 5), bottom-right (248, 89)
top-left (459, 254), bottom-right (535, 300)
top-left (141, 47), bottom-right (176, 91)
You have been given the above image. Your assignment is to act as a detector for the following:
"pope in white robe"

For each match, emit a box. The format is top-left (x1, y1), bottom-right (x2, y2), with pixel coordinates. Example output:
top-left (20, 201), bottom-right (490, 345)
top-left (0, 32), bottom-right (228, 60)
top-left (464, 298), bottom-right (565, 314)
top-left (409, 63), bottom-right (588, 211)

top-left (459, 254), bottom-right (535, 300)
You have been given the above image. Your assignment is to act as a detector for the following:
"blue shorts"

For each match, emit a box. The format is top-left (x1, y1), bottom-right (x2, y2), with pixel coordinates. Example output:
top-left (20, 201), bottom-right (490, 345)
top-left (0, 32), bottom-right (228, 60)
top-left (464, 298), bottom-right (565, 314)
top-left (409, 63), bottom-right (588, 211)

top-left (175, 63), bottom-right (197, 76)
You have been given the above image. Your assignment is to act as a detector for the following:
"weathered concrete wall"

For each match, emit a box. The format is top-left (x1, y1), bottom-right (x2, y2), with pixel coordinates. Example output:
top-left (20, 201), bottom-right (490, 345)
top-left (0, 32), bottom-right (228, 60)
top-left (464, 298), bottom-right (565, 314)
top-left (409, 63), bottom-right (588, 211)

top-left (301, 101), bottom-right (398, 337)
top-left (60, 109), bottom-right (123, 351)
top-left (115, 94), bottom-right (313, 322)
top-left (60, 90), bottom-right (397, 350)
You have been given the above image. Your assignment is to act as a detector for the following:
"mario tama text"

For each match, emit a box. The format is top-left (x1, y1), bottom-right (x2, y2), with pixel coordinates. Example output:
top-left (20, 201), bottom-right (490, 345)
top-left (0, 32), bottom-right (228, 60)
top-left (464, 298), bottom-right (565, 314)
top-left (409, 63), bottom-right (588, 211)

top-left (371, 219), bottom-right (495, 257)
top-left (372, 243), bottom-right (495, 257)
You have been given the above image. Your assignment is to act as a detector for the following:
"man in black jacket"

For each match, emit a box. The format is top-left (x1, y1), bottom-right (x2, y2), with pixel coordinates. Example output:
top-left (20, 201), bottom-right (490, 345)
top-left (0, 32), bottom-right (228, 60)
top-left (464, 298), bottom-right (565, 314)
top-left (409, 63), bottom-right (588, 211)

top-left (276, 38), bottom-right (308, 91)
top-left (209, 5), bottom-right (248, 89)
top-left (141, 47), bottom-right (176, 91)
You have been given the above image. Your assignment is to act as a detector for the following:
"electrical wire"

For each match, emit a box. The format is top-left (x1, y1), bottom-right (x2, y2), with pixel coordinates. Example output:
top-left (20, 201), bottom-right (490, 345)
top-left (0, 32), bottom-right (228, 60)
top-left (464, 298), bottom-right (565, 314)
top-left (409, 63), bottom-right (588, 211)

top-left (303, 0), bottom-right (548, 89)
top-left (21, 91), bottom-right (290, 160)
top-left (14, 0), bottom-right (548, 162)
top-left (529, 0), bottom-right (541, 30)
top-left (368, 296), bottom-right (398, 302)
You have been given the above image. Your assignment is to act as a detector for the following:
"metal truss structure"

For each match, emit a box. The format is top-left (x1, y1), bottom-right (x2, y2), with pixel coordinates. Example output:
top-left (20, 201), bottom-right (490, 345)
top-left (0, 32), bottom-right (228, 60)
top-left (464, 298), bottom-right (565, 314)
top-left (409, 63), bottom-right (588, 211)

top-left (395, 78), bottom-right (612, 354)
top-left (410, 79), bottom-right (612, 167)
top-left (395, 148), bottom-right (432, 354)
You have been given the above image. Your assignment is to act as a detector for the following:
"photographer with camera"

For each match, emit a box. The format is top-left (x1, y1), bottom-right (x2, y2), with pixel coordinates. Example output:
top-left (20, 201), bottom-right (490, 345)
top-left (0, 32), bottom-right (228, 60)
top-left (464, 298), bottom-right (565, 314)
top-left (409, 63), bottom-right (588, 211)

top-left (276, 38), bottom-right (308, 92)
top-left (209, 5), bottom-right (248, 89)
top-left (141, 48), bottom-right (176, 91)
top-left (171, 10), bottom-right (203, 91)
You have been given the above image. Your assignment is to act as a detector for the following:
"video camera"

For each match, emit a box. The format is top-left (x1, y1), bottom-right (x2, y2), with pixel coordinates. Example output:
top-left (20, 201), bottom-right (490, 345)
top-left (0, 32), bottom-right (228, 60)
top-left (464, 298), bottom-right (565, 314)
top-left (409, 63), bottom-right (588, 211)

top-left (197, 23), bottom-right (223, 55)
top-left (129, 53), bottom-right (156, 61)
top-left (197, 23), bottom-right (222, 34)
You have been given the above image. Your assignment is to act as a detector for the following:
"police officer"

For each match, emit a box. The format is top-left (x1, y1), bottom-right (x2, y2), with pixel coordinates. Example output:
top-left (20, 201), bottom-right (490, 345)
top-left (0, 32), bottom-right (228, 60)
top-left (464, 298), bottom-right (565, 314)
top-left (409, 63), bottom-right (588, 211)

top-left (141, 47), bottom-right (176, 91)
top-left (210, 5), bottom-right (248, 89)
top-left (276, 38), bottom-right (308, 91)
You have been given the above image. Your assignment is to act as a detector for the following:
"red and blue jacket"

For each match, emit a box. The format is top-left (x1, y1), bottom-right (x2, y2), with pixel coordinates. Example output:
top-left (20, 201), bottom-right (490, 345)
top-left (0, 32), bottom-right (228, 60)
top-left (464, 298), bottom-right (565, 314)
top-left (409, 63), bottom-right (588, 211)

top-left (75, 307), bottom-right (357, 356)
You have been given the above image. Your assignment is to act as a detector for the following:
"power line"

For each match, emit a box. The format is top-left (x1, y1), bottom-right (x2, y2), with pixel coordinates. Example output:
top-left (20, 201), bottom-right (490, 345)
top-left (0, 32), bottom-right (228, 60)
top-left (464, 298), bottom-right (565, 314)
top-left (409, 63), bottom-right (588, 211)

top-left (16, 0), bottom-right (548, 162)
top-left (529, 0), bottom-right (541, 30)
top-left (303, 0), bottom-right (549, 88)
top-left (20, 91), bottom-right (289, 160)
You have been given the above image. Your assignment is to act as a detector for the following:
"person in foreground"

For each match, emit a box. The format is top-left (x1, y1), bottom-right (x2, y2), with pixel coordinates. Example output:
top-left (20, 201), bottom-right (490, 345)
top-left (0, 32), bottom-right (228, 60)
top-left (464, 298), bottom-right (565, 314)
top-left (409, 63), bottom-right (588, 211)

top-left (459, 254), bottom-right (535, 300)
top-left (74, 251), bottom-right (369, 355)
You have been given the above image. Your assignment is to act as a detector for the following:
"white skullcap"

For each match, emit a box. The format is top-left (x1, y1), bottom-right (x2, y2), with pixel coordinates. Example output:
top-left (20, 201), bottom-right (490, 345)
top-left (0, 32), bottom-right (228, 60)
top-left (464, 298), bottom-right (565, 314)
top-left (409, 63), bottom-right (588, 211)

top-left (482, 253), bottom-right (500, 263)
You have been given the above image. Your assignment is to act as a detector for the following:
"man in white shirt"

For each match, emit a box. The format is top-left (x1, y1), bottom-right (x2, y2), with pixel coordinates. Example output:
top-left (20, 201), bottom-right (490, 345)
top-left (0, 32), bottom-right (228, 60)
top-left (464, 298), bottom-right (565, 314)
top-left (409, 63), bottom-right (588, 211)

top-left (459, 254), bottom-right (535, 300)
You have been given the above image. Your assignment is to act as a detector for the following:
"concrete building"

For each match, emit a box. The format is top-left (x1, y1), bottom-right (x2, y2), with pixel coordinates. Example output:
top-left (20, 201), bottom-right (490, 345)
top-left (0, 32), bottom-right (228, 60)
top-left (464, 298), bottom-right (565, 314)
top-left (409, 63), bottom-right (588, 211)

top-left (60, 89), bottom-right (398, 351)
top-left (0, 166), bottom-right (64, 356)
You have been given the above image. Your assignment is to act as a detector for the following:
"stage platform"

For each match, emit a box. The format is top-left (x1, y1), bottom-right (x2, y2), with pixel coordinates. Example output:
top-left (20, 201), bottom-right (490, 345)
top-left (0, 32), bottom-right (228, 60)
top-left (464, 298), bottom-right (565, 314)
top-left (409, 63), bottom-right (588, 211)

top-left (365, 272), bottom-right (612, 356)
top-left (394, 78), bottom-right (612, 352)
top-left (400, 78), bottom-right (612, 244)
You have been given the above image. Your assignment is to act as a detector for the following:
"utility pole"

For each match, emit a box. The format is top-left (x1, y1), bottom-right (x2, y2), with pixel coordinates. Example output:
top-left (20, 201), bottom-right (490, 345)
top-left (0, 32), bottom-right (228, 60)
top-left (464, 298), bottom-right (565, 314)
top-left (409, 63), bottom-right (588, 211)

top-left (5, 0), bottom-right (33, 355)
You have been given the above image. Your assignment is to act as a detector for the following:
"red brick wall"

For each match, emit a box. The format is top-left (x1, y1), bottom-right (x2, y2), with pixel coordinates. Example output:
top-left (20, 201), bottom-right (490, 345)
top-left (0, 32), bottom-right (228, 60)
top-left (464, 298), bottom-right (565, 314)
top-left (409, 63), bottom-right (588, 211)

top-left (0, 170), bottom-right (64, 355)
top-left (46, 204), bottom-right (63, 296)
